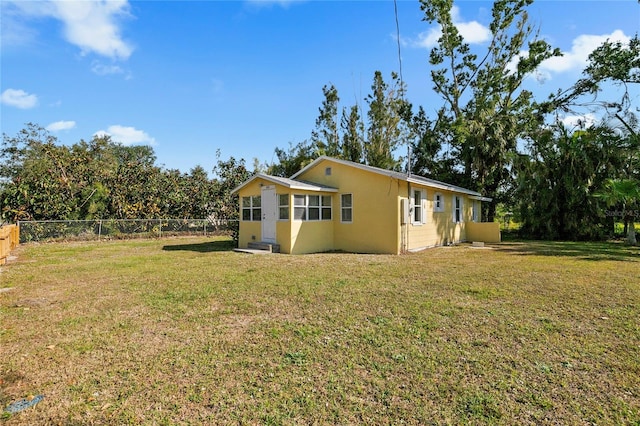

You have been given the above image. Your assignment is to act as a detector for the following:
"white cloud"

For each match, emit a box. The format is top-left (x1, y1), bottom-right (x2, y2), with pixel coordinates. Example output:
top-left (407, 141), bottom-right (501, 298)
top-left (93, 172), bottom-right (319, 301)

top-left (561, 113), bottom-right (597, 129)
top-left (46, 120), bottom-right (76, 132)
top-left (413, 5), bottom-right (491, 49)
top-left (451, 6), bottom-right (491, 44)
top-left (94, 125), bottom-right (156, 146)
top-left (505, 30), bottom-right (631, 84)
top-left (414, 28), bottom-right (441, 49)
top-left (1, 88), bottom-right (38, 109)
top-left (4, 0), bottom-right (133, 60)
top-left (540, 30), bottom-right (630, 75)
top-left (91, 61), bottom-right (132, 79)
top-left (0, 2), bottom-right (39, 47)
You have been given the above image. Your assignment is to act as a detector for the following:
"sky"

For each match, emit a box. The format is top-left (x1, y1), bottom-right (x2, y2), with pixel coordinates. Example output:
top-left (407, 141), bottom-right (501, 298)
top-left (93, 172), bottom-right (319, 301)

top-left (1, 0), bottom-right (639, 174)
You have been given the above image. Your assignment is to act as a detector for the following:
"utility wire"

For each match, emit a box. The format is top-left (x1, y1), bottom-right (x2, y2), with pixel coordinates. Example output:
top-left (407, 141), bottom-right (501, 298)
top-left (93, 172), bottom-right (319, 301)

top-left (394, 0), bottom-right (410, 175)
top-left (393, 0), bottom-right (404, 99)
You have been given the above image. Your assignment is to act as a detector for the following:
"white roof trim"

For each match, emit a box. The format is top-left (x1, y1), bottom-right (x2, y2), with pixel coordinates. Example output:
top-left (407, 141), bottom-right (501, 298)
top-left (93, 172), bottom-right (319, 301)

top-left (231, 173), bottom-right (338, 194)
top-left (292, 156), bottom-right (485, 197)
top-left (468, 195), bottom-right (493, 202)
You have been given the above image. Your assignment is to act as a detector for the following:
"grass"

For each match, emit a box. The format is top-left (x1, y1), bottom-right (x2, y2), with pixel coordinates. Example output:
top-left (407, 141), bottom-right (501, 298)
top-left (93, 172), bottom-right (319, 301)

top-left (1, 237), bottom-right (639, 425)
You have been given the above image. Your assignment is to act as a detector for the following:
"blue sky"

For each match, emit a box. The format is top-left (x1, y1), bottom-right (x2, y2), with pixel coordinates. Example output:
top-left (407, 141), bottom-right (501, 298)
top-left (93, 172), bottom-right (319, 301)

top-left (2, 0), bottom-right (639, 174)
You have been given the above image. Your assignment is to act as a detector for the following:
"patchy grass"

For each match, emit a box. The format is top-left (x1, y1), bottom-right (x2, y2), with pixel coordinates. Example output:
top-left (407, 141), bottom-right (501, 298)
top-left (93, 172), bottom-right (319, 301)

top-left (1, 237), bottom-right (639, 424)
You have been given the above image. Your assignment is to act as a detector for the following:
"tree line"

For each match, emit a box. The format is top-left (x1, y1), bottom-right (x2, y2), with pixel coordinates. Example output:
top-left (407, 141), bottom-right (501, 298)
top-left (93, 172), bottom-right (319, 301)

top-left (0, 125), bottom-right (252, 223)
top-left (1, 0), bottom-right (638, 243)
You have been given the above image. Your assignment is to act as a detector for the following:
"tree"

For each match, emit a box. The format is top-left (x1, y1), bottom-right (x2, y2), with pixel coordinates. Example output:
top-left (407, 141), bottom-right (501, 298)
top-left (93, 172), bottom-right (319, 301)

top-left (211, 152), bottom-right (252, 245)
top-left (407, 106), bottom-right (443, 178)
top-left (267, 140), bottom-right (316, 178)
top-left (596, 178), bottom-right (639, 245)
top-left (1, 124), bottom-right (80, 221)
top-left (364, 71), bottom-right (407, 170)
top-left (420, 0), bottom-right (561, 221)
top-left (340, 105), bottom-right (365, 163)
top-left (515, 123), bottom-right (628, 240)
top-left (549, 35), bottom-right (640, 121)
top-left (311, 84), bottom-right (341, 157)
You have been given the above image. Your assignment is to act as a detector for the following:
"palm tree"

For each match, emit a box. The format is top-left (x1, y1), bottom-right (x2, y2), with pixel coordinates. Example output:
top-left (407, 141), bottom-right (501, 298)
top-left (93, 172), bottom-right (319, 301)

top-left (596, 178), bottom-right (639, 245)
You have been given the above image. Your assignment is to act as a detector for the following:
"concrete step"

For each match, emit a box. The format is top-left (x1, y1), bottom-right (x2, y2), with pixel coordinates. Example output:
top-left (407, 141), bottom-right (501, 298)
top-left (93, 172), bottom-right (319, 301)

top-left (247, 241), bottom-right (280, 253)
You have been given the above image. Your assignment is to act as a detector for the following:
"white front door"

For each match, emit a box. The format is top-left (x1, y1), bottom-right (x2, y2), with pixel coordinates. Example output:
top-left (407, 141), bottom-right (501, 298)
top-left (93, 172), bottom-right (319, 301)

top-left (261, 185), bottom-right (277, 243)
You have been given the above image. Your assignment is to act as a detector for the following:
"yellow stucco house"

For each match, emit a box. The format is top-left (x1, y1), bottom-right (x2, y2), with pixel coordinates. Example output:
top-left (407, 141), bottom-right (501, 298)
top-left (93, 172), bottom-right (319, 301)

top-left (232, 156), bottom-right (500, 254)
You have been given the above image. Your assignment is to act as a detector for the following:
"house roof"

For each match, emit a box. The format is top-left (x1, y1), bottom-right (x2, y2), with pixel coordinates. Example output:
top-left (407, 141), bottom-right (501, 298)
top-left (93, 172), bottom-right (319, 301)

top-left (231, 173), bottom-right (338, 194)
top-left (291, 156), bottom-right (492, 201)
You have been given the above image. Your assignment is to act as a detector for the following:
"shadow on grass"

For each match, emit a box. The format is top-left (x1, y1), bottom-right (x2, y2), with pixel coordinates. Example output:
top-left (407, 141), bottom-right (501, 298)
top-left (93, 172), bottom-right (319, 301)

top-left (495, 240), bottom-right (640, 261)
top-left (162, 240), bottom-right (235, 253)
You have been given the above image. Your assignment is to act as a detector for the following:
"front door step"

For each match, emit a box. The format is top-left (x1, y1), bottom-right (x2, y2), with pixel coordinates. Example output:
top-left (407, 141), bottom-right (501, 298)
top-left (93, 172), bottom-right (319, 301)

top-left (245, 241), bottom-right (281, 253)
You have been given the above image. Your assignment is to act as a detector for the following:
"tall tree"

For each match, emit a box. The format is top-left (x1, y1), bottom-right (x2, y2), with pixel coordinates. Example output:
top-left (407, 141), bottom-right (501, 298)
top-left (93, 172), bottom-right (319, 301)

top-left (364, 71), bottom-right (407, 170)
top-left (407, 106), bottom-right (444, 178)
top-left (311, 84), bottom-right (341, 157)
top-left (340, 105), bottom-right (364, 163)
top-left (420, 0), bottom-right (561, 220)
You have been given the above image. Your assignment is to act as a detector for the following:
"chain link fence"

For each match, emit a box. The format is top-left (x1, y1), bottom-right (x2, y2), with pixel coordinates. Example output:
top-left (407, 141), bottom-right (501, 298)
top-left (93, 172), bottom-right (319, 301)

top-left (17, 219), bottom-right (237, 243)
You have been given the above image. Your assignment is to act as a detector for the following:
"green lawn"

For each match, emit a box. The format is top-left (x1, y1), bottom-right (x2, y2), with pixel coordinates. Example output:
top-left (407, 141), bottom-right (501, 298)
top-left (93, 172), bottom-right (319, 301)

top-left (1, 237), bottom-right (639, 425)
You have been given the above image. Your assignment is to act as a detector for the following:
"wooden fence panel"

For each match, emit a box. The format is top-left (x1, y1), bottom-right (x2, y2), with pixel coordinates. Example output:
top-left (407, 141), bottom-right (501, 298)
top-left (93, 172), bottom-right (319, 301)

top-left (0, 224), bottom-right (19, 265)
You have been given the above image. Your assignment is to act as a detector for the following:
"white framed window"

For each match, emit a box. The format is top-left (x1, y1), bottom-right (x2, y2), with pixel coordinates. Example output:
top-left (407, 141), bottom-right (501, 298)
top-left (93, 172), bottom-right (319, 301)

top-left (293, 194), bottom-right (332, 221)
top-left (242, 195), bottom-right (261, 221)
top-left (472, 200), bottom-right (479, 222)
top-left (321, 195), bottom-right (332, 220)
top-left (341, 194), bottom-right (353, 223)
top-left (294, 195), bottom-right (306, 220)
top-left (412, 189), bottom-right (427, 224)
top-left (453, 195), bottom-right (463, 223)
top-left (434, 192), bottom-right (444, 212)
top-left (278, 194), bottom-right (289, 220)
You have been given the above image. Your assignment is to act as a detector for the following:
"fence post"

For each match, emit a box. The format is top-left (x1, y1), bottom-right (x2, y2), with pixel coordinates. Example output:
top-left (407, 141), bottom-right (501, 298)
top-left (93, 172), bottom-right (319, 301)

top-left (98, 220), bottom-right (102, 240)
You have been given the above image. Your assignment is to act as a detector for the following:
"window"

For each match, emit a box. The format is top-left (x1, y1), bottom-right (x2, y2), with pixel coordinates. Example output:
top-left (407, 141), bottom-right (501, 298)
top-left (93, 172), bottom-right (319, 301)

top-left (341, 194), bottom-right (353, 223)
top-left (472, 200), bottom-right (479, 222)
top-left (242, 195), bottom-right (261, 221)
top-left (293, 194), bottom-right (332, 221)
top-left (434, 192), bottom-right (444, 212)
top-left (412, 189), bottom-right (426, 224)
top-left (322, 195), bottom-right (332, 220)
top-left (278, 194), bottom-right (289, 220)
top-left (309, 195), bottom-right (320, 220)
top-left (453, 195), bottom-right (463, 223)
top-left (294, 195), bottom-right (306, 220)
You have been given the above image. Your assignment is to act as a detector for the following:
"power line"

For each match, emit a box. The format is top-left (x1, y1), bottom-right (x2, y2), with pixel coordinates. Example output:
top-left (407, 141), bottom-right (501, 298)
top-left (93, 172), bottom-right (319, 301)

top-left (393, 0), bottom-right (404, 99)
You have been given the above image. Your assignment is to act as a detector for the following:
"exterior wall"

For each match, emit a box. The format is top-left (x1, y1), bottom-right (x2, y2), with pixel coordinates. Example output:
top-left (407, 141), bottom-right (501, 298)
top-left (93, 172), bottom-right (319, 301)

top-left (236, 180), bottom-right (336, 254)
top-left (405, 188), bottom-right (474, 251)
top-left (290, 217), bottom-right (334, 254)
top-left (276, 198), bottom-right (292, 254)
top-left (296, 159), bottom-right (401, 254)
top-left (288, 189), bottom-right (335, 254)
top-left (236, 179), bottom-right (266, 250)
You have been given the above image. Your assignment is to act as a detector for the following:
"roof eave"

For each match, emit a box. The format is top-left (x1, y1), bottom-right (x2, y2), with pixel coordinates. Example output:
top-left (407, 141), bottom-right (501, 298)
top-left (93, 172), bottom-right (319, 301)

top-left (231, 173), bottom-right (338, 194)
top-left (468, 195), bottom-right (493, 202)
